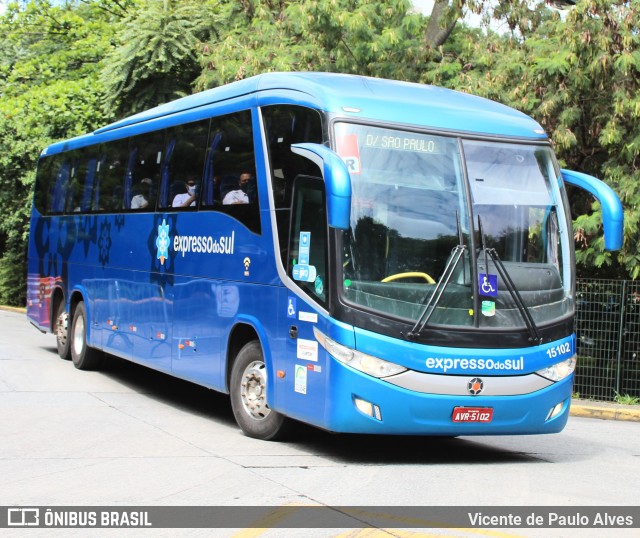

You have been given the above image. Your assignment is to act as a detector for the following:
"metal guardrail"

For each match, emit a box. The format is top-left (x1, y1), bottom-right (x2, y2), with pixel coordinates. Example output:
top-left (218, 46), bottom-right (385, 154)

top-left (574, 279), bottom-right (640, 402)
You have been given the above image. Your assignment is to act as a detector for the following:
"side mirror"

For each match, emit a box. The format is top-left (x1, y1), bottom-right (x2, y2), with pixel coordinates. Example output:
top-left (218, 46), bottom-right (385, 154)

top-left (291, 143), bottom-right (351, 230)
top-left (561, 169), bottom-right (624, 251)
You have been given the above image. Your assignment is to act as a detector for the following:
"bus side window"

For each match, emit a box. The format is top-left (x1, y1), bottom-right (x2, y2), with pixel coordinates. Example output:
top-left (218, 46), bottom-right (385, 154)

top-left (65, 149), bottom-right (92, 213)
top-left (289, 176), bottom-right (328, 305)
top-left (49, 158), bottom-right (72, 214)
top-left (205, 110), bottom-right (261, 234)
top-left (97, 139), bottom-right (129, 212)
top-left (33, 155), bottom-right (56, 215)
top-left (80, 155), bottom-right (99, 213)
top-left (161, 119), bottom-right (209, 210)
top-left (126, 131), bottom-right (165, 211)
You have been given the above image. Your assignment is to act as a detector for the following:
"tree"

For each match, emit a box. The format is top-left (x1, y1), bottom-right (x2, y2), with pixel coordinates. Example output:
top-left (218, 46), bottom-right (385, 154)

top-left (0, 0), bottom-right (117, 305)
top-left (423, 1), bottom-right (565, 50)
top-left (195, 0), bottom-right (426, 90)
top-left (101, 0), bottom-right (219, 117)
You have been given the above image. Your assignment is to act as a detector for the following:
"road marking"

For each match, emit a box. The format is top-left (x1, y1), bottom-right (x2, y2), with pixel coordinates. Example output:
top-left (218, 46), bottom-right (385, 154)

top-left (231, 505), bottom-right (304, 538)
top-left (231, 506), bottom-right (526, 538)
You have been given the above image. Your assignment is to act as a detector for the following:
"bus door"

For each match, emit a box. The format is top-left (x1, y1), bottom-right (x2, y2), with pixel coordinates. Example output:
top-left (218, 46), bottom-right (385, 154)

top-left (277, 176), bottom-right (331, 425)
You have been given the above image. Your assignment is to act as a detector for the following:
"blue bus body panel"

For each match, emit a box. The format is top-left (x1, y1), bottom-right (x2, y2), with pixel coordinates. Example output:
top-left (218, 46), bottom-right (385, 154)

top-left (26, 205), bottom-right (281, 392)
top-left (270, 312), bottom-right (574, 435)
top-left (353, 326), bottom-right (575, 375)
top-left (323, 363), bottom-right (572, 435)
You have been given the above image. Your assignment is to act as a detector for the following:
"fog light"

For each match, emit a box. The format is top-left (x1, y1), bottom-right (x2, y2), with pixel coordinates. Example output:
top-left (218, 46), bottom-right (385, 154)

top-left (354, 397), bottom-right (382, 421)
top-left (546, 401), bottom-right (564, 421)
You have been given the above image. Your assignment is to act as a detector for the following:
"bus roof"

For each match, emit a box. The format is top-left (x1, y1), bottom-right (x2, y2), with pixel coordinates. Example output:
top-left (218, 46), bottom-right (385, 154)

top-left (47, 72), bottom-right (547, 154)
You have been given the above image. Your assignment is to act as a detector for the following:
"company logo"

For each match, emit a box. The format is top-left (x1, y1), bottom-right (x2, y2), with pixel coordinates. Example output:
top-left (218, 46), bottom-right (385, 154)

top-left (425, 356), bottom-right (524, 373)
top-left (154, 220), bottom-right (236, 265)
top-left (155, 219), bottom-right (170, 265)
top-left (8, 508), bottom-right (40, 526)
top-left (173, 231), bottom-right (235, 257)
top-left (467, 377), bottom-right (484, 395)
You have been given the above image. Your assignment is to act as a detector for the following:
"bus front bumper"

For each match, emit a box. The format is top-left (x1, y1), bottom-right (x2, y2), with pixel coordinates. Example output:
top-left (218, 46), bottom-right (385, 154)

top-left (322, 360), bottom-right (573, 436)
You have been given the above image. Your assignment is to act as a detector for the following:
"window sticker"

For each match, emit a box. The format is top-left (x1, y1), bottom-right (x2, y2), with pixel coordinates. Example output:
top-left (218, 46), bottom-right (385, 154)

top-left (479, 273), bottom-right (498, 297)
top-left (481, 300), bottom-right (496, 317)
top-left (314, 276), bottom-right (324, 296)
top-left (336, 134), bottom-right (361, 174)
top-left (292, 264), bottom-right (317, 283)
top-left (299, 232), bottom-right (311, 265)
top-left (293, 232), bottom-right (316, 282)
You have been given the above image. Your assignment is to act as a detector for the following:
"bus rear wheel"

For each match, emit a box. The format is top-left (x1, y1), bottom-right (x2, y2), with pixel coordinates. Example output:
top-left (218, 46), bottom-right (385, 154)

top-left (70, 302), bottom-right (104, 371)
top-left (230, 340), bottom-right (289, 440)
top-left (54, 301), bottom-right (71, 361)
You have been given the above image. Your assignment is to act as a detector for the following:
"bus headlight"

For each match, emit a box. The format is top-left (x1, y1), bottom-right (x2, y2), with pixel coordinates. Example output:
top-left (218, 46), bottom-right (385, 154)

top-left (536, 355), bottom-right (576, 382)
top-left (314, 328), bottom-right (407, 378)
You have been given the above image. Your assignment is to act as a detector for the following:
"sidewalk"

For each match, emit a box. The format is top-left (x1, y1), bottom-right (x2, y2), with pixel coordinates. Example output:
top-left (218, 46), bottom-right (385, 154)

top-left (570, 398), bottom-right (640, 422)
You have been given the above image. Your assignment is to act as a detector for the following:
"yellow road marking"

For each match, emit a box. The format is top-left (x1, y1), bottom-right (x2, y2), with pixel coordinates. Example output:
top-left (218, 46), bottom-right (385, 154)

top-left (231, 506), bottom-right (527, 538)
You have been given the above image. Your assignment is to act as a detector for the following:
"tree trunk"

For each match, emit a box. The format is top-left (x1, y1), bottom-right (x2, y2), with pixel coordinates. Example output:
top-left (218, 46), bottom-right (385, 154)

top-left (424, 0), bottom-right (460, 49)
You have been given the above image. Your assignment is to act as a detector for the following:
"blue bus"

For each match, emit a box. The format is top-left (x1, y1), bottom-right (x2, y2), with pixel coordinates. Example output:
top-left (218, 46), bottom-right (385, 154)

top-left (27, 72), bottom-right (623, 440)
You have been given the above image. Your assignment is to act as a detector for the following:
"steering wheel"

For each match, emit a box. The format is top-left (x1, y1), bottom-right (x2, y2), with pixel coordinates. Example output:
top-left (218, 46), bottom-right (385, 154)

top-left (381, 272), bottom-right (436, 284)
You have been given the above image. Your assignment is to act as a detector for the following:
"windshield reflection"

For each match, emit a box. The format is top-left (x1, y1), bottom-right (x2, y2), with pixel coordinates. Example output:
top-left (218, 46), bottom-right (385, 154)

top-left (335, 122), bottom-right (573, 331)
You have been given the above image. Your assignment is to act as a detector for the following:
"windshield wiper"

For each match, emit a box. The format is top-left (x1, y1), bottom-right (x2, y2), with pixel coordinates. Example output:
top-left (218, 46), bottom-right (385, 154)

top-left (477, 216), bottom-right (543, 345)
top-left (403, 212), bottom-right (466, 340)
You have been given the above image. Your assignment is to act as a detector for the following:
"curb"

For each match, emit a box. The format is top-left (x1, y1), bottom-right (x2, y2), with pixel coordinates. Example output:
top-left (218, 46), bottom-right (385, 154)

top-left (570, 399), bottom-right (640, 422)
top-left (0, 304), bottom-right (26, 314)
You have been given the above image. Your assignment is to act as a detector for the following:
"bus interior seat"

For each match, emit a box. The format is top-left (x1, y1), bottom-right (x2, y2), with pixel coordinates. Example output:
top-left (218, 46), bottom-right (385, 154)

top-left (170, 180), bottom-right (186, 206)
top-left (219, 175), bottom-right (239, 202)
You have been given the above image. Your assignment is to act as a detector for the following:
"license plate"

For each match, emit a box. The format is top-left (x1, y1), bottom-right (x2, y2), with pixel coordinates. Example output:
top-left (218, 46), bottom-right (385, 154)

top-left (452, 406), bottom-right (493, 423)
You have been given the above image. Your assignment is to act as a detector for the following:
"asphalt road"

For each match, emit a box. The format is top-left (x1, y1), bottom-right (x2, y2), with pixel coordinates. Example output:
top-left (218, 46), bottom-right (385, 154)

top-left (1, 309), bottom-right (639, 537)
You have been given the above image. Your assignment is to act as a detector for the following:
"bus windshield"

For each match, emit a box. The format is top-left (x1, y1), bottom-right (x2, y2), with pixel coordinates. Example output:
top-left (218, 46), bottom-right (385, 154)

top-left (336, 122), bottom-right (573, 330)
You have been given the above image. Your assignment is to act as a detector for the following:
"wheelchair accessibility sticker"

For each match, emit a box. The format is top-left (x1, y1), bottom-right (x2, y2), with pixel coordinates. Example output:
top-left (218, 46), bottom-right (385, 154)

top-left (479, 273), bottom-right (498, 297)
top-left (287, 296), bottom-right (297, 319)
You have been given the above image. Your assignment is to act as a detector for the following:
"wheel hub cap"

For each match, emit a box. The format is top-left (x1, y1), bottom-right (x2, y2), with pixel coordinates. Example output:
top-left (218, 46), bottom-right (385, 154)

top-left (240, 361), bottom-right (270, 420)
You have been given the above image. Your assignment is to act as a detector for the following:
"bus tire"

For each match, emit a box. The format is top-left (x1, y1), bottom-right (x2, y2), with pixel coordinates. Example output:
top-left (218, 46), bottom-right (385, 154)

top-left (230, 340), bottom-right (289, 441)
top-left (70, 302), bottom-right (104, 371)
top-left (54, 300), bottom-right (71, 361)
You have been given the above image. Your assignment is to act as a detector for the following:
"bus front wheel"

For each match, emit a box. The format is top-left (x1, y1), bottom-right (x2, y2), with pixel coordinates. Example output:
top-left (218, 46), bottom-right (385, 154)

top-left (230, 340), bottom-right (289, 440)
top-left (70, 302), bottom-right (104, 371)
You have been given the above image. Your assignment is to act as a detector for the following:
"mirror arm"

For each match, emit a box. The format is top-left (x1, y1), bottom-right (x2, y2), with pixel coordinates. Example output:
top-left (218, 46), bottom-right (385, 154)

top-left (291, 143), bottom-right (352, 230)
top-left (561, 169), bottom-right (623, 251)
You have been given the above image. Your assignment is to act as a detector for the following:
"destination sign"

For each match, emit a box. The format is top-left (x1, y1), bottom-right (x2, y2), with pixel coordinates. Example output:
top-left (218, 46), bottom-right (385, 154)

top-left (363, 133), bottom-right (442, 154)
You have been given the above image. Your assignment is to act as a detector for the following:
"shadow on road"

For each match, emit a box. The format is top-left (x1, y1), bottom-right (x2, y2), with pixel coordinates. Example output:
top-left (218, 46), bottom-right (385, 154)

top-left (52, 351), bottom-right (548, 466)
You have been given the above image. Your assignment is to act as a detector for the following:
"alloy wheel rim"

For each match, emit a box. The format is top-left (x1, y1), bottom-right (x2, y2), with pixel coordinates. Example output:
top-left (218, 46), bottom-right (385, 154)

top-left (240, 361), bottom-right (270, 420)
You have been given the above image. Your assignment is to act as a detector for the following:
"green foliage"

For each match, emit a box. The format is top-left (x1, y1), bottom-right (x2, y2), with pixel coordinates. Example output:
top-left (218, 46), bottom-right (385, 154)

top-left (102, 0), bottom-right (219, 117)
top-left (195, 0), bottom-right (426, 90)
top-left (0, 248), bottom-right (27, 307)
top-left (614, 392), bottom-right (640, 406)
top-left (0, 0), bottom-right (116, 306)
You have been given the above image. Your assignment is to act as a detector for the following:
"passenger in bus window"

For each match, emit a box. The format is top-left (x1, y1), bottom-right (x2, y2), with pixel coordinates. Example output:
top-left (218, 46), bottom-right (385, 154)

top-left (131, 178), bottom-right (153, 209)
top-left (222, 172), bottom-right (254, 205)
top-left (172, 179), bottom-right (197, 207)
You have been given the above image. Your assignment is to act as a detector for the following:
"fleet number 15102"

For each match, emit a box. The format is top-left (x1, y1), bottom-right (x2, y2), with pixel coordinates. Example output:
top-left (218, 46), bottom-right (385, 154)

top-left (546, 342), bottom-right (571, 359)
